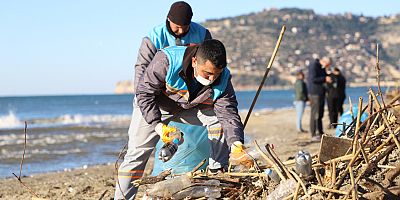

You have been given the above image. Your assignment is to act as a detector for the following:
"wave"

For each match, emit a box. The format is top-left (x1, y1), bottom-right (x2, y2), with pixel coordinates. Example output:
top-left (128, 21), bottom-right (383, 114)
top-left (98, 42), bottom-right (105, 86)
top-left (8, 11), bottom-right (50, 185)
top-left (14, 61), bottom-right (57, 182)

top-left (0, 148), bottom-right (83, 160)
top-left (0, 111), bottom-right (24, 129)
top-left (0, 131), bottom-right (125, 147)
top-left (0, 112), bottom-right (131, 130)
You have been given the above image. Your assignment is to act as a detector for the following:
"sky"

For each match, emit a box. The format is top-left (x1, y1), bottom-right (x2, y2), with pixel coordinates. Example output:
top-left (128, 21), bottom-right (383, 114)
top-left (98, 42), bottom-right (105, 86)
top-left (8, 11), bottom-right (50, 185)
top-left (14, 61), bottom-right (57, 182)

top-left (1, 0), bottom-right (399, 96)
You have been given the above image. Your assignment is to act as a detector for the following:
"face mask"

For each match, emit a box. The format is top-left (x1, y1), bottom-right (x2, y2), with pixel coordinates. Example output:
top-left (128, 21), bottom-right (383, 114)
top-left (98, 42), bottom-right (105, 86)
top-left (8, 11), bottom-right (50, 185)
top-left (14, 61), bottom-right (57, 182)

top-left (194, 66), bottom-right (213, 86)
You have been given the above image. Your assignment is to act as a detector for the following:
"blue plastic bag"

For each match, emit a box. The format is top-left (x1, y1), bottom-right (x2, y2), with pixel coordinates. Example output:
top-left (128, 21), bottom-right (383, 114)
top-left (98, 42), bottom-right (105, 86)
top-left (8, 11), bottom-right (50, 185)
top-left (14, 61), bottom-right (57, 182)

top-left (335, 106), bottom-right (368, 137)
top-left (152, 121), bottom-right (210, 175)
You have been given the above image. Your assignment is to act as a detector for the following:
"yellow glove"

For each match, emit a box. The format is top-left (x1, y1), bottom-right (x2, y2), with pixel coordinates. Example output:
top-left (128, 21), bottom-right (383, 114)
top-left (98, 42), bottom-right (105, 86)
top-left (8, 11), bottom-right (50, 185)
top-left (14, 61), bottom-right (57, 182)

top-left (155, 123), bottom-right (181, 144)
top-left (229, 141), bottom-right (254, 168)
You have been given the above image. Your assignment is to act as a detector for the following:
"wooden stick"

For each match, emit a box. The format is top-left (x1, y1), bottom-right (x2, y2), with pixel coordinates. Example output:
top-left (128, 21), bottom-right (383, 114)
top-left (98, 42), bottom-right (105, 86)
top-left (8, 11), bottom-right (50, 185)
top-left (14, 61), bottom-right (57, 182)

top-left (314, 168), bottom-right (324, 187)
top-left (349, 96), bottom-right (354, 119)
top-left (383, 164), bottom-right (400, 187)
top-left (293, 182), bottom-right (301, 200)
top-left (332, 161), bottom-right (336, 188)
top-left (375, 44), bottom-right (387, 108)
top-left (327, 146), bottom-right (364, 199)
top-left (254, 140), bottom-right (286, 180)
top-left (369, 89), bottom-right (400, 149)
top-left (349, 166), bottom-right (357, 200)
top-left (352, 97), bottom-right (362, 156)
top-left (363, 93), bottom-right (374, 141)
top-left (312, 154), bottom-right (353, 167)
top-left (265, 144), bottom-right (293, 179)
top-left (373, 113), bottom-right (396, 136)
top-left (258, 158), bottom-right (297, 169)
top-left (354, 97), bottom-right (363, 138)
top-left (356, 143), bottom-right (397, 184)
top-left (359, 142), bottom-right (369, 164)
top-left (225, 172), bottom-right (267, 177)
top-left (310, 184), bottom-right (348, 195)
top-left (191, 159), bottom-right (207, 175)
top-left (368, 133), bottom-right (396, 160)
top-left (361, 164), bottom-right (397, 169)
top-left (289, 170), bottom-right (310, 199)
top-left (243, 25), bottom-right (286, 128)
top-left (283, 194), bottom-right (294, 200)
top-left (374, 124), bottom-right (387, 136)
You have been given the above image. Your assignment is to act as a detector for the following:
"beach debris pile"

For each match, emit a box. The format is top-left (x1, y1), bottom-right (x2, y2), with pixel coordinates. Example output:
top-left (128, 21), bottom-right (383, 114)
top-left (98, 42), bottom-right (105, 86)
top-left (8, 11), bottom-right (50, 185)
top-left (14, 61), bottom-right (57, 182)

top-left (132, 89), bottom-right (400, 199)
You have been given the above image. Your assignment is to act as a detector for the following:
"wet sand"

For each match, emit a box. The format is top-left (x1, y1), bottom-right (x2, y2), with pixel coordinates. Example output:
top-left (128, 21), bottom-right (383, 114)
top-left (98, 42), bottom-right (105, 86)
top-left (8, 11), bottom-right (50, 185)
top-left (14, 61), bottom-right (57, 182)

top-left (0, 107), bottom-right (336, 199)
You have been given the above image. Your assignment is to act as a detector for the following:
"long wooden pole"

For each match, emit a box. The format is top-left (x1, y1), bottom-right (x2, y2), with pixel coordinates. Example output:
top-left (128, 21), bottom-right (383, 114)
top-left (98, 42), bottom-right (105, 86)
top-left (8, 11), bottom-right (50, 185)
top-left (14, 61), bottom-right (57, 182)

top-left (243, 25), bottom-right (286, 128)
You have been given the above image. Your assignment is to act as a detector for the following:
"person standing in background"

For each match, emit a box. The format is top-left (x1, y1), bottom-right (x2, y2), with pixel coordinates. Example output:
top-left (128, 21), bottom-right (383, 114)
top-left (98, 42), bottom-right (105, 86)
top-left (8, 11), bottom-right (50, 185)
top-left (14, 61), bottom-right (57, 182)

top-left (307, 57), bottom-right (332, 141)
top-left (326, 67), bottom-right (346, 128)
top-left (294, 70), bottom-right (308, 133)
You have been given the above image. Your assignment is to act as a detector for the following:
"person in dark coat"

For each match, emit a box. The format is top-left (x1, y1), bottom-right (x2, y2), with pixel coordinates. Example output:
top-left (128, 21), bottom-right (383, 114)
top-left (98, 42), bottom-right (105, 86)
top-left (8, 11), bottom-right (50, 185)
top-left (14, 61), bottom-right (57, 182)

top-left (307, 57), bottom-right (332, 141)
top-left (326, 67), bottom-right (346, 128)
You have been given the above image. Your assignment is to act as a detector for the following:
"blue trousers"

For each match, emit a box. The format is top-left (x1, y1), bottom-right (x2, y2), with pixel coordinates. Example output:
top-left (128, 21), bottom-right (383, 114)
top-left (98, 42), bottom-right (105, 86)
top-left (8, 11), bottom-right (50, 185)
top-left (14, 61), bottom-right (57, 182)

top-left (294, 100), bottom-right (306, 132)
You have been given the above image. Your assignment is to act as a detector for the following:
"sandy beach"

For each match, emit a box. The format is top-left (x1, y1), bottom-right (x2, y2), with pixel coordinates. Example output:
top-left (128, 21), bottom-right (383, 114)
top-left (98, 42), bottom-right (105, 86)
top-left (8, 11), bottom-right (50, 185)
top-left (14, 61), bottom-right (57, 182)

top-left (0, 107), bottom-right (336, 199)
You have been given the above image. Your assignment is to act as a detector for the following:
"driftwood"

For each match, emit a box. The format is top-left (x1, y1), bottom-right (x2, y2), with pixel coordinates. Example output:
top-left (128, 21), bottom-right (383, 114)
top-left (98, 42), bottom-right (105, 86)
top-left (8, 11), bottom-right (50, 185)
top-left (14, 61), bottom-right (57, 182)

top-left (137, 87), bottom-right (400, 199)
top-left (133, 45), bottom-right (400, 199)
top-left (132, 168), bottom-right (172, 187)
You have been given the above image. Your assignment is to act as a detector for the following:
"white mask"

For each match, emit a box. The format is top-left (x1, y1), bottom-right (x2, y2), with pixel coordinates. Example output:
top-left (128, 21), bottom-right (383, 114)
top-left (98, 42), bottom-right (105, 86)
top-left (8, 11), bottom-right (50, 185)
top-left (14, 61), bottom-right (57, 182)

top-left (194, 65), bottom-right (214, 86)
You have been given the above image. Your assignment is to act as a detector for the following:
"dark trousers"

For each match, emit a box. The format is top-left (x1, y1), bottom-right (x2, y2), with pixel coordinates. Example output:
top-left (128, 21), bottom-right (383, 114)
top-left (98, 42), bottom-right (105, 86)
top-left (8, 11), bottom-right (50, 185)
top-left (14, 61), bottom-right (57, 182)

top-left (327, 96), bottom-right (345, 128)
top-left (309, 95), bottom-right (325, 136)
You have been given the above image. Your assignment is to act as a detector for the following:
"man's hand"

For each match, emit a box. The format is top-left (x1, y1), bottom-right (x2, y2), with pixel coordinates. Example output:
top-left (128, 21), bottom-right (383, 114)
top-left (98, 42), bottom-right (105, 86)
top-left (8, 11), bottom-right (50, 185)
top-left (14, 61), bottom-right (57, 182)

top-left (325, 76), bottom-right (332, 83)
top-left (229, 141), bottom-right (253, 168)
top-left (155, 123), bottom-right (181, 144)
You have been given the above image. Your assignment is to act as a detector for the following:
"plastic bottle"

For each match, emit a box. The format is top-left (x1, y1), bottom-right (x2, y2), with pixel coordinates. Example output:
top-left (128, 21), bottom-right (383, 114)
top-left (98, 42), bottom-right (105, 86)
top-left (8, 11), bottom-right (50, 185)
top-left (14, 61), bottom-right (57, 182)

top-left (172, 186), bottom-right (221, 199)
top-left (147, 174), bottom-right (192, 198)
top-left (158, 129), bottom-right (183, 162)
top-left (158, 141), bottom-right (179, 162)
top-left (266, 179), bottom-right (297, 200)
top-left (168, 129), bottom-right (183, 144)
top-left (264, 168), bottom-right (281, 183)
top-left (295, 150), bottom-right (312, 177)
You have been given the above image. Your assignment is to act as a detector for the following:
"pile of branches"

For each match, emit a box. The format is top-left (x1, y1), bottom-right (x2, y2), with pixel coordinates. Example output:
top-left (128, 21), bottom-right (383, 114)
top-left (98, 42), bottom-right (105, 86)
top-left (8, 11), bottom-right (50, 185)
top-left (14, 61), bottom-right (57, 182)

top-left (133, 90), bottom-right (400, 199)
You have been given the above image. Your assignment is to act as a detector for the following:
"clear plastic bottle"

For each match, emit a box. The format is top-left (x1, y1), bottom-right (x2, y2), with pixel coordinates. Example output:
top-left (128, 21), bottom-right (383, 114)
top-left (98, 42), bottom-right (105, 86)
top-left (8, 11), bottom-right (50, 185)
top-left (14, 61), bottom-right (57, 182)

top-left (147, 174), bottom-right (192, 198)
top-left (295, 150), bottom-right (312, 177)
top-left (264, 168), bottom-right (281, 183)
top-left (172, 186), bottom-right (221, 199)
top-left (266, 179), bottom-right (297, 200)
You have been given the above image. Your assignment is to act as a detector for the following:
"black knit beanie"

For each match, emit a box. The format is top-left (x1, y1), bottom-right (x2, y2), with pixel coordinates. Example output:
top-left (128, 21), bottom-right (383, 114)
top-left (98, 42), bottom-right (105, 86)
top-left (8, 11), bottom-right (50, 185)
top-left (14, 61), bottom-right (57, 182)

top-left (167, 1), bottom-right (193, 26)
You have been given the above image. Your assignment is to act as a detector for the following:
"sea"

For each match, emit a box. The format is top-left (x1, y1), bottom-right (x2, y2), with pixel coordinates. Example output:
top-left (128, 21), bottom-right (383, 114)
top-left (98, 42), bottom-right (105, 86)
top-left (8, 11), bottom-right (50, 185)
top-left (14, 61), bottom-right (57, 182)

top-left (0, 87), bottom-right (383, 178)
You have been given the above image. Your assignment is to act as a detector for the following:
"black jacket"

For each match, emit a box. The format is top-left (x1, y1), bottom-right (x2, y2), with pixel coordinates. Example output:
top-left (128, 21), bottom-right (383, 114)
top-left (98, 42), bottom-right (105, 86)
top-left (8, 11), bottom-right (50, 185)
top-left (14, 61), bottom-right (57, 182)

top-left (327, 73), bottom-right (346, 99)
top-left (307, 59), bottom-right (327, 96)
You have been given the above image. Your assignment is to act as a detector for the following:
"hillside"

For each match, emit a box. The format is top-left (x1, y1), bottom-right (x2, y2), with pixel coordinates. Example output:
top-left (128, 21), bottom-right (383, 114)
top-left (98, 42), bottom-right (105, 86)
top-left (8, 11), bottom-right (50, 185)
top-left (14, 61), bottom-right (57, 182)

top-left (204, 8), bottom-right (400, 89)
top-left (116, 8), bottom-right (400, 93)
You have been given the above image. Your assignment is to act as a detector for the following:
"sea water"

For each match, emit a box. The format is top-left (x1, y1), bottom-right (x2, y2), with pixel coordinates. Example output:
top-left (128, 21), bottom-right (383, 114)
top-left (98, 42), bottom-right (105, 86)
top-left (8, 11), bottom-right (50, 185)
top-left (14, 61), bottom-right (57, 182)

top-left (0, 87), bottom-right (382, 178)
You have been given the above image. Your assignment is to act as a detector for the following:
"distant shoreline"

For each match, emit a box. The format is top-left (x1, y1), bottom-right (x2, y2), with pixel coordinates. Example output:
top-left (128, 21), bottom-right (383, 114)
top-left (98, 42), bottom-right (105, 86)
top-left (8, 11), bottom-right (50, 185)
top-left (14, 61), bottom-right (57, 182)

top-left (233, 81), bottom-right (398, 92)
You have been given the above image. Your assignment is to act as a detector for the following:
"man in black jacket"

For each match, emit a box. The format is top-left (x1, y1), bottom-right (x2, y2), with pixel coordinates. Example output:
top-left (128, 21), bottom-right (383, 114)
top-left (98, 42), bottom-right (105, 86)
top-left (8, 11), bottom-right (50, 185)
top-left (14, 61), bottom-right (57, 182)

top-left (326, 67), bottom-right (346, 128)
top-left (307, 57), bottom-right (332, 141)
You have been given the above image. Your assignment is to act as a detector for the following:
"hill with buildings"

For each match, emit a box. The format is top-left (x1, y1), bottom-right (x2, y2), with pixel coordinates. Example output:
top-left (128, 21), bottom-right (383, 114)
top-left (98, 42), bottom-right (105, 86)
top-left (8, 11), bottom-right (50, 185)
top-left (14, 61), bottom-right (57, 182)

top-left (204, 8), bottom-right (400, 89)
top-left (116, 8), bottom-right (400, 93)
